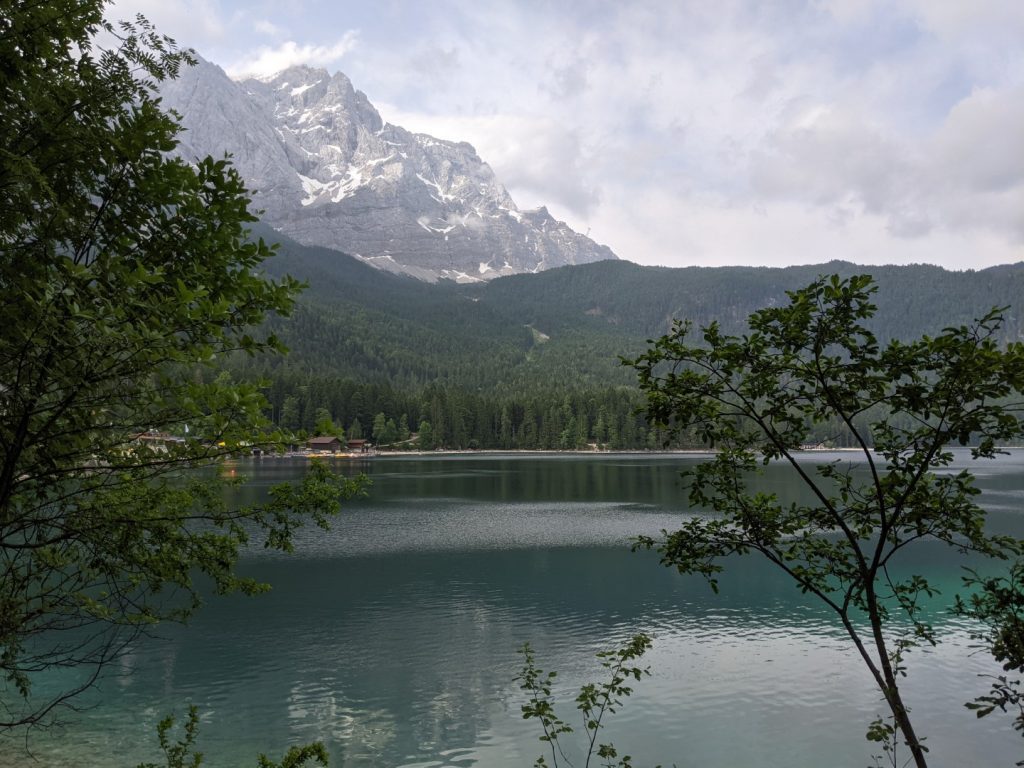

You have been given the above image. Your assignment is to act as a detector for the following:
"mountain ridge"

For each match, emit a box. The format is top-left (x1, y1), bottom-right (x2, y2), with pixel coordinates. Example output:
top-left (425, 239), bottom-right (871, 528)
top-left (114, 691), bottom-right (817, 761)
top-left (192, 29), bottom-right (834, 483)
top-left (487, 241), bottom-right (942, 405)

top-left (160, 57), bottom-right (617, 282)
top-left (246, 223), bottom-right (1024, 392)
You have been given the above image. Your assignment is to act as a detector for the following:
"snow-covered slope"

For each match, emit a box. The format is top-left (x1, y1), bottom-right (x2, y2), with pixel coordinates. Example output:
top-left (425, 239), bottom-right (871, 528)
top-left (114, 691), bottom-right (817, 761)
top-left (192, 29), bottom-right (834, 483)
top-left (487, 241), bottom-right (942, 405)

top-left (160, 57), bottom-right (617, 282)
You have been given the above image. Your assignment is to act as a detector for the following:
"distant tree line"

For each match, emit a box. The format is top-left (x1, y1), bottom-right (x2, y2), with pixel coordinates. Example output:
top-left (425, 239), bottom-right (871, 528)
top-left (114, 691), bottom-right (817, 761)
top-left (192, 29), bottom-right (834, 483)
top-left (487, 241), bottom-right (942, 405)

top-left (245, 369), bottom-right (924, 451)
top-left (250, 370), bottom-right (663, 450)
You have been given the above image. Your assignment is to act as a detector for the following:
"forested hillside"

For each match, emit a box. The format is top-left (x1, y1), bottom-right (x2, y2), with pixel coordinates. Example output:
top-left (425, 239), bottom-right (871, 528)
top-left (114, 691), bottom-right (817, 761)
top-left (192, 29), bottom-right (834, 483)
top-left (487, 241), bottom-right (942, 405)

top-left (228, 224), bottom-right (1024, 449)
top-left (467, 259), bottom-right (1024, 343)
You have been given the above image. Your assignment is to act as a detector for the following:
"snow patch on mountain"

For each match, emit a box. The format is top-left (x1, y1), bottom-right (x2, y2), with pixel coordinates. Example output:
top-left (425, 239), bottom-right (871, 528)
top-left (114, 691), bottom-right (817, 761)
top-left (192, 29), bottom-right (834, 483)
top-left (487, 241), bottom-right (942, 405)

top-left (159, 56), bottom-right (618, 281)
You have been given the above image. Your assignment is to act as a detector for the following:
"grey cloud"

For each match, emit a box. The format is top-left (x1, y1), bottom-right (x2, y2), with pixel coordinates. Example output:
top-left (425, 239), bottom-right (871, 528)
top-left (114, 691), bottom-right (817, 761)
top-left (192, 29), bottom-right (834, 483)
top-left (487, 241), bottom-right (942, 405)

top-left (545, 59), bottom-right (589, 100)
top-left (498, 125), bottom-right (600, 217)
top-left (174, 0), bottom-right (1023, 268)
top-left (407, 46), bottom-right (461, 81)
top-left (749, 83), bottom-right (1024, 244)
top-left (750, 105), bottom-right (927, 234)
top-left (885, 208), bottom-right (934, 239)
top-left (932, 87), bottom-right (1024, 194)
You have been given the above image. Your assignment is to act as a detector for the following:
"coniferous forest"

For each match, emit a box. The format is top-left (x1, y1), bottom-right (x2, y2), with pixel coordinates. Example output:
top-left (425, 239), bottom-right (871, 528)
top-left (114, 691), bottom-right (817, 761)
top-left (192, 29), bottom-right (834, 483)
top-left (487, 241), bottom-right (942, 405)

top-left (223, 225), bottom-right (1024, 450)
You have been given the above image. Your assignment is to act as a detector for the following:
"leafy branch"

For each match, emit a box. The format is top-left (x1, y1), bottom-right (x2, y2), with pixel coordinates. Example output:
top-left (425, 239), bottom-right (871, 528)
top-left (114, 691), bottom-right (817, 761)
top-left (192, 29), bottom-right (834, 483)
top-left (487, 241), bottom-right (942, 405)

top-left (517, 634), bottom-right (658, 768)
top-left (135, 706), bottom-right (329, 768)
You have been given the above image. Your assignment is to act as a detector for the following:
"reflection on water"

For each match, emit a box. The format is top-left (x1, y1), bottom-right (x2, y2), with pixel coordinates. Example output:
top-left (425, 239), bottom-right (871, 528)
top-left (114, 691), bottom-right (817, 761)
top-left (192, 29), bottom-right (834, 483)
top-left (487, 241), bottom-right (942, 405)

top-left (4, 451), bottom-right (1024, 767)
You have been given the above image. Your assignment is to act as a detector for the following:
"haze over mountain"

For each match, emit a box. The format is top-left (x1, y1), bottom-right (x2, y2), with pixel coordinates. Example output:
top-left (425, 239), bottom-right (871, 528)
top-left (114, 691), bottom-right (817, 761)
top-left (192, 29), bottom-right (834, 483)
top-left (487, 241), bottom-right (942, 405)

top-left (160, 56), bottom-right (617, 282)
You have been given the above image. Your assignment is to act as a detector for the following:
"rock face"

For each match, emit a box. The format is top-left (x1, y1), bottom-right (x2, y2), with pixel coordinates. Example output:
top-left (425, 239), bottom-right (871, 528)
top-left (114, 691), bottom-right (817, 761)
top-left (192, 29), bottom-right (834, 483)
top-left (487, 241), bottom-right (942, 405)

top-left (160, 57), bottom-right (617, 282)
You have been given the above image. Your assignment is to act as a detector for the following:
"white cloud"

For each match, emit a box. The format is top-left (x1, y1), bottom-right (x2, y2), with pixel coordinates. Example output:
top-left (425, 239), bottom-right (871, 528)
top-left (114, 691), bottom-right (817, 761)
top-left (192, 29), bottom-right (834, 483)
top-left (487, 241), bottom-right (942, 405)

top-left (933, 86), bottom-right (1024, 194)
top-left (750, 105), bottom-right (924, 234)
top-left (253, 18), bottom-right (285, 38)
top-left (745, 82), bottom-right (1024, 246)
top-left (108, 0), bottom-right (1024, 270)
top-left (594, 190), bottom-right (1022, 270)
top-left (225, 32), bottom-right (359, 79)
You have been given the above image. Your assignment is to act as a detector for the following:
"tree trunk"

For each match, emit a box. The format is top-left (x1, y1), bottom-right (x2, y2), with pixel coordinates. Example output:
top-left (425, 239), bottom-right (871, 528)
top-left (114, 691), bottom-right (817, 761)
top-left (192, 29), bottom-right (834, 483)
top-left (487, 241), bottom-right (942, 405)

top-left (867, 587), bottom-right (929, 768)
top-left (841, 607), bottom-right (929, 768)
top-left (885, 681), bottom-right (928, 768)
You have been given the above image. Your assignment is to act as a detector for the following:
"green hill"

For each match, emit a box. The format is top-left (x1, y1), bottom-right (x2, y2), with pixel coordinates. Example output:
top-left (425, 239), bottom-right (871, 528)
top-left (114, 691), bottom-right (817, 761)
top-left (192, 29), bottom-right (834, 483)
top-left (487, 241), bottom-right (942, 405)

top-left (231, 224), bottom-right (1024, 449)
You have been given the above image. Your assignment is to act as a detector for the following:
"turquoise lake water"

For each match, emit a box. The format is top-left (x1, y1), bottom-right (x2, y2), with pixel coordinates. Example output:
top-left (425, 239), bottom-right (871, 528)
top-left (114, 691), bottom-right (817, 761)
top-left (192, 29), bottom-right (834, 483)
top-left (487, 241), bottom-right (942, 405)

top-left (4, 451), bottom-right (1023, 767)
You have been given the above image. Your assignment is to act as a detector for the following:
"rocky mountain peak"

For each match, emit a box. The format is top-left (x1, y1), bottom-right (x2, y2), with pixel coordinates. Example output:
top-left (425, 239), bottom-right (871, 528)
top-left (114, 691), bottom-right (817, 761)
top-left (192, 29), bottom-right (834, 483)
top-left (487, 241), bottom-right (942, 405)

top-left (160, 55), bottom-right (617, 282)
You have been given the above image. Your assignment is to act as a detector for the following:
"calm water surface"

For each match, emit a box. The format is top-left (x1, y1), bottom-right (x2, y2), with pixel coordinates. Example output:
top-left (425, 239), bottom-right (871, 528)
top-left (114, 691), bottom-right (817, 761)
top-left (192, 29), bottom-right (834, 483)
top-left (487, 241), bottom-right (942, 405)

top-left (6, 452), bottom-right (1024, 767)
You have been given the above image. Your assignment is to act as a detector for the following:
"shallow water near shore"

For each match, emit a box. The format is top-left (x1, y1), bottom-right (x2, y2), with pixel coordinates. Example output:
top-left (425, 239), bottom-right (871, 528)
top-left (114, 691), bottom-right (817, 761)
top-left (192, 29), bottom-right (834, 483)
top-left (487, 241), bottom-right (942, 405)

top-left (5, 451), bottom-right (1024, 767)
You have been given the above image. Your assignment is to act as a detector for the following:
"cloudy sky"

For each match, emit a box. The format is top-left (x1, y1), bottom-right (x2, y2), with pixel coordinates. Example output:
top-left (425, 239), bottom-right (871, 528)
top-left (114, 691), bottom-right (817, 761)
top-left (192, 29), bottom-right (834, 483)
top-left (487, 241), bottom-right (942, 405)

top-left (109, 0), bottom-right (1023, 270)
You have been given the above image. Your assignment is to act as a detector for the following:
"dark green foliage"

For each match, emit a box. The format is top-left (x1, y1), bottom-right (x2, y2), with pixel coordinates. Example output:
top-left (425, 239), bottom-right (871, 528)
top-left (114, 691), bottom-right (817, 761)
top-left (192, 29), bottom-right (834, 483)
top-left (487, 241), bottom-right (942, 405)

top-left (0, 2), bottom-right (363, 729)
top-left (348, 417), bottom-right (363, 440)
top-left (250, 223), bottom-right (552, 392)
top-left (955, 561), bottom-right (1024, 756)
top-left (469, 259), bottom-right (1024, 345)
top-left (253, 367), bottom-right (656, 451)
top-left (417, 419), bottom-right (435, 450)
top-left (627, 275), bottom-right (1024, 768)
top-left (234, 224), bottom-right (1024, 453)
top-left (136, 707), bottom-right (203, 768)
top-left (136, 707), bottom-right (329, 768)
top-left (958, 563), bottom-right (1024, 674)
top-left (257, 743), bottom-right (330, 768)
top-left (518, 634), bottom-right (654, 768)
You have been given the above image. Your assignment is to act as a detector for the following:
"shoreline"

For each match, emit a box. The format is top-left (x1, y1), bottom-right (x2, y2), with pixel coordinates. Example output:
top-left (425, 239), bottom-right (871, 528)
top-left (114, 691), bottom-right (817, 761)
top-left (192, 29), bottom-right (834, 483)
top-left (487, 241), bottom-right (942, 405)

top-left (247, 445), bottom-right (1022, 460)
top-left (256, 448), bottom-right (717, 459)
top-left (245, 444), bottom-right (1024, 462)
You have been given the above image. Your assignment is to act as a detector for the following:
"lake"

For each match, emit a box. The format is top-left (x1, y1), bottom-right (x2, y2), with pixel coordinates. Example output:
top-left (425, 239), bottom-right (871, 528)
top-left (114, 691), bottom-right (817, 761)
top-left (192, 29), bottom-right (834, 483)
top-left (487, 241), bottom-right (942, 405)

top-left (5, 451), bottom-right (1024, 767)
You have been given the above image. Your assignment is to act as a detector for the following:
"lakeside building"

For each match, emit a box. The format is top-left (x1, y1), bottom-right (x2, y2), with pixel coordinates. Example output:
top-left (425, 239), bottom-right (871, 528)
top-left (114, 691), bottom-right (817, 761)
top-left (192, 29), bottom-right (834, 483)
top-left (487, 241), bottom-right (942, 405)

top-left (307, 436), bottom-right (343, 453)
